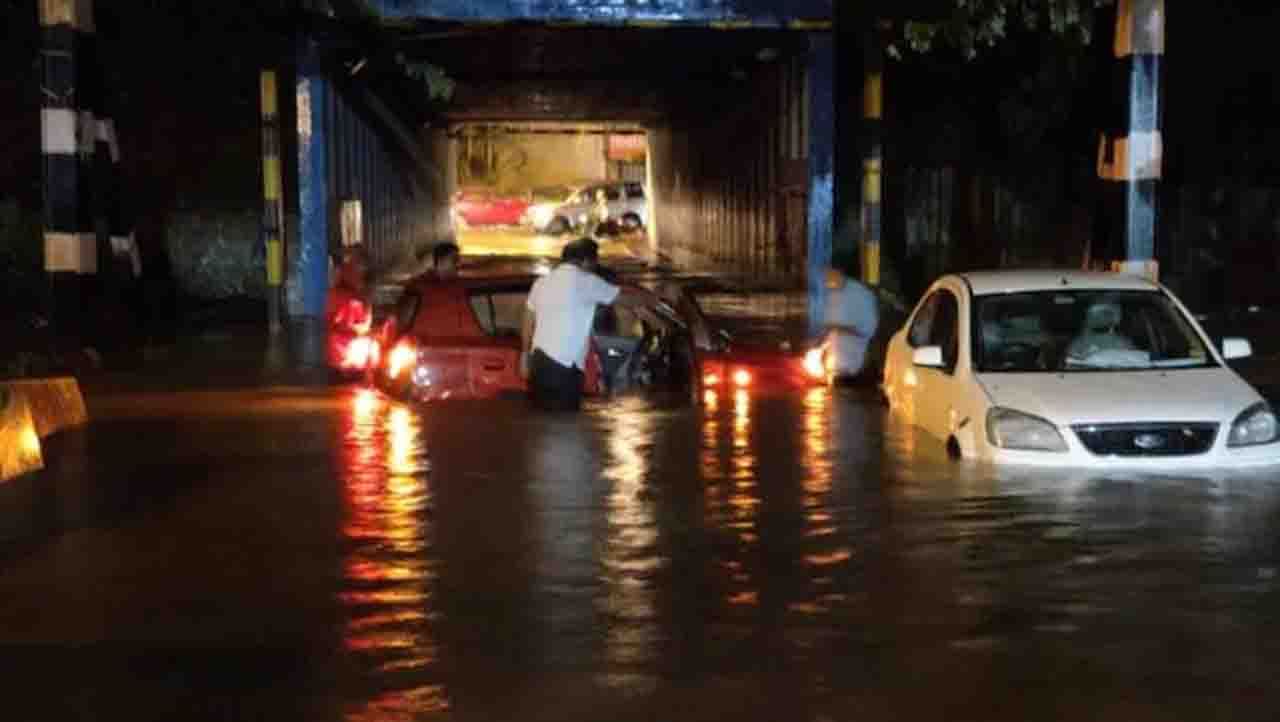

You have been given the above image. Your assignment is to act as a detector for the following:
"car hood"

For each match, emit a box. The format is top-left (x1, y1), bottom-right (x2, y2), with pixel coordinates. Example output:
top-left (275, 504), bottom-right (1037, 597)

top-left (977, 367), bottom-right (1263, 425)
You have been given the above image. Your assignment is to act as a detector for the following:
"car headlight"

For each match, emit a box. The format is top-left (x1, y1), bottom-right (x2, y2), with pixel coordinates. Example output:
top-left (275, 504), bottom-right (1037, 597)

top-left (532, 205), bottom-right (554, 227)
top-left (1228, 402), bottom-right (1279, 447)
top-left (986, 407), bottom-right (1067, 452)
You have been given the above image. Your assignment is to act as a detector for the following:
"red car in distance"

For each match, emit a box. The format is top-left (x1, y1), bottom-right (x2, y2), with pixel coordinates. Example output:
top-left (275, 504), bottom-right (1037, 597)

top-left (370, 274), bottom-right (826, 403)
top-left (451, 187), bottom-right (530, 228)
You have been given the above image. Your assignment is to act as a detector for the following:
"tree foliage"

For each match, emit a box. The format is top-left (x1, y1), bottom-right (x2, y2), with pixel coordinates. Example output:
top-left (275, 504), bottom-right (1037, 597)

top-left (890, 0), bottom-right (1115, 59)
top-left (394, 54), bottom-right (456, 102)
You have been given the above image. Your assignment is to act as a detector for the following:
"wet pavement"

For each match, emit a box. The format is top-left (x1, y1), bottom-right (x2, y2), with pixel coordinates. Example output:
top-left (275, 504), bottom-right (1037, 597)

top-left (8, 263), bottom-right (1280, 720)
top-left (5, 359), bottom-right (1280, 720)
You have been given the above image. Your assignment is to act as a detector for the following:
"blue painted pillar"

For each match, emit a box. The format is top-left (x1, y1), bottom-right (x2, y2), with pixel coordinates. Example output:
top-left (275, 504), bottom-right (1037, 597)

top-left (1096, 0), bottom-right (1164, 280)
top-left (806, 33), bottom-right (835, 335)
top-left (296, 37), bottom-right (329, 318)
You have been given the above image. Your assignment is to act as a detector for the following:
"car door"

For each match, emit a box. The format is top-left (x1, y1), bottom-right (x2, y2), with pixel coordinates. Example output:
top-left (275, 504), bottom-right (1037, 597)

top-left (907, 286), bottom-right (963, 441)
top-left (466, 287), bottom-right (527, 398)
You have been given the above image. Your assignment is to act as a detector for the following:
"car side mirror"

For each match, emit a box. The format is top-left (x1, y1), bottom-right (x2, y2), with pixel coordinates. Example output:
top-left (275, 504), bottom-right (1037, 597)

top-left (1222, 337), bottom-right (1253, 360)
top-left (912, 345), bottom-right (945, 368)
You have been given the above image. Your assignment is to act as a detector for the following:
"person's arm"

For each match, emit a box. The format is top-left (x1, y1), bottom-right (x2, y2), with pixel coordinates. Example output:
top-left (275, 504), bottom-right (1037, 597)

top-left (611, 283), bottom-right (662, 309)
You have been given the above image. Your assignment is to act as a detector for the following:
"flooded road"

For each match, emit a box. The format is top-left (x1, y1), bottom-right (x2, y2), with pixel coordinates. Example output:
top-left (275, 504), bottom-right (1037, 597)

top-left (4, 382), bottom-right (1280, 720)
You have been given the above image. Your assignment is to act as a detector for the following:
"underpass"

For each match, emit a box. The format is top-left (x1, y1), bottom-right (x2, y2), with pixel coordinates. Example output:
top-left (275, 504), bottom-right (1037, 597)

top-left (10, 3), bottom-right (1280, 720)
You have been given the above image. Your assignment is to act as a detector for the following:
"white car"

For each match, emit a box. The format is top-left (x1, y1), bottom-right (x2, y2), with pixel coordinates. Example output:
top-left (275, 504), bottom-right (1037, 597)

top-left (882, 270), bottom-right (1280, 468)
top-left (538, 181), bottom-right (647, 234)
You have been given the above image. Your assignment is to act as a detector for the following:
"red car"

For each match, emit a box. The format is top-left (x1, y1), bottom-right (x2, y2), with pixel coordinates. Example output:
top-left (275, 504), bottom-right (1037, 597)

top-left (370, 274), bottom-right (825, 402)
top-left (451, 187), bottom-right (530, 228)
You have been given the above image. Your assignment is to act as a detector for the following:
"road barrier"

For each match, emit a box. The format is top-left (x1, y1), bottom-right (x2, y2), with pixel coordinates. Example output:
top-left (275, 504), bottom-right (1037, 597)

top-left (0, 387), bottom-right (43, 482)
top-left (0, 377), bottom-right (87, 482)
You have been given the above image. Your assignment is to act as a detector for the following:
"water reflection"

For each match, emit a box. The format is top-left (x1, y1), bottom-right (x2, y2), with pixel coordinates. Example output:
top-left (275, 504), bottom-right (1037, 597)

top-left (597, 397), bottom-right (661, 694)
top-left (337, 388), bottom-right (445, 720)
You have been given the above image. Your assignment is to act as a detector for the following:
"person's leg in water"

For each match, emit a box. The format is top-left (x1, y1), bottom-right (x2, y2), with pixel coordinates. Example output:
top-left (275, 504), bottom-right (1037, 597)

top-left (529, 349), bottom-right (584, 411)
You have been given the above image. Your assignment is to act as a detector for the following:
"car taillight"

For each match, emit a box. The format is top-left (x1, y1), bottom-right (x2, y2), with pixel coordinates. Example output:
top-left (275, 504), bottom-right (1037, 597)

top-left (703, 372), bottom-right (721, 387)
top-left (387, 341), bottom-right (416, 380)
top-left (343, 337), bottom-right (376, 369)
top-left (732, 369), bottom-right (752, 387)
top-left (803, 348), bottom-right (826, 380)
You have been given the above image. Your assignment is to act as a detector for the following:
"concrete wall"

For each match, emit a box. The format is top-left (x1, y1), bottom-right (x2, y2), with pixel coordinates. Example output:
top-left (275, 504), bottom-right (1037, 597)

top-left (650, 52), bottom-right (809, 282)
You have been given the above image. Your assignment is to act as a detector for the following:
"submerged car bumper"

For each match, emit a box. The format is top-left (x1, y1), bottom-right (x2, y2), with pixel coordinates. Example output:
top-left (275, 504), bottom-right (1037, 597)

top-left (982, 435), bottom-right (1280, 470)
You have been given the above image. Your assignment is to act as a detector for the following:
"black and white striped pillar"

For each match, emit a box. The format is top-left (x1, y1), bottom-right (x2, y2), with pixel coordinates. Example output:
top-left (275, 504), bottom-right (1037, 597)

top-left (39, 0), bottom-right (98, 332)
top-left (1096, 0), bottom-right (1164, 280)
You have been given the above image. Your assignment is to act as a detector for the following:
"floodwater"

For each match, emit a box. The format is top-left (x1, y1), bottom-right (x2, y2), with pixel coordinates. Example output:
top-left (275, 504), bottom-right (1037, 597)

top-left (4, 381), bottom-right (1280, 720)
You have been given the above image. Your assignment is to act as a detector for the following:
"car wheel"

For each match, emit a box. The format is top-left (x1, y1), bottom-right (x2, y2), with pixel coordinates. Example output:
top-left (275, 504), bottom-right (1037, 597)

top-left (547, 216), bottom-right (569, 235)
top-left (621, 213), bottom-right (642, 230)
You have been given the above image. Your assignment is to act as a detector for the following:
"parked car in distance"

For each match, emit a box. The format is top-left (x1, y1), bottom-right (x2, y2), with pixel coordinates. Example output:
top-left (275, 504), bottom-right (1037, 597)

top-left (882, 269), bottom-right (1279, 469)
top-left (451, 187), bottom-right (531, 228)
top-left (520, 185), bottom-right (575, 231)
top-left (537, 181), bottom-right (647, 235)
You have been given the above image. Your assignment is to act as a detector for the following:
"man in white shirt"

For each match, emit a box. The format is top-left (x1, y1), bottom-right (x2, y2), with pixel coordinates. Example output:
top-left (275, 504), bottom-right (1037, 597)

top-left (822, 266), bottom-right (879, 384)
top-left (520, 239), bottom-right (646, 410)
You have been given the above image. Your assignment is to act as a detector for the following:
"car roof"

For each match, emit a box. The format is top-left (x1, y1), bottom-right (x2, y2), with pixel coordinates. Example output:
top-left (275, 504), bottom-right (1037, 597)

top-left (955, 269), bottom-right (1160, 296)
top-left (404, 273), bottom-right (536, 292)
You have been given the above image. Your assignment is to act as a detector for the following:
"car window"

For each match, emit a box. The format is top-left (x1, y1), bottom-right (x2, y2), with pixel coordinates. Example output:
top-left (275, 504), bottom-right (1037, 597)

top-left (972, 290), bottom-right (1215, 373)
top-left (394, 291), bottom-right (421, 332)
top-left (625, 183), bottom-right (644, 200)
top-left (468, 289), bottom-right (528, 337)
top-left (908, 292), bottom-right (941, 347)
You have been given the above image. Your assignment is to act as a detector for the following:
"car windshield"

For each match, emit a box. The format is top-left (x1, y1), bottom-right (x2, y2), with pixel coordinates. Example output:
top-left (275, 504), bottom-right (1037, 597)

top-left (972, 290), bottom-right (1216, 373)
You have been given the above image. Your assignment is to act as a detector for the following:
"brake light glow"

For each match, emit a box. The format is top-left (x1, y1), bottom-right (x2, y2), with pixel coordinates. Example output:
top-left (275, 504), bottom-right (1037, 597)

top-left (732, 369), bottom-right (752, 387)
top-left (343, 337), bottom-right (377, 369)
top-left (387, 341), bottom-right (417, 379)
top-left (803, 348), bottom-right (825, 379)
top-left (703, 373), bottom-right (721, 387)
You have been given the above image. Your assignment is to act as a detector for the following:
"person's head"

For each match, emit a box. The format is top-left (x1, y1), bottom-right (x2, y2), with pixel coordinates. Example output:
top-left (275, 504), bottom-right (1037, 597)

top-left (824, 266), bottom-right (848, 290)
top-left (572, 238), bottom-right (600, 270)
top-left (432, 242), bottom-right (460, 278)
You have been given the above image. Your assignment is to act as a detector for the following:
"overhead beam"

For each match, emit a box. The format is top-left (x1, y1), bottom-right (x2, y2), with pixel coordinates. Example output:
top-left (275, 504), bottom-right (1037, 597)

top-left (362, 0), bottom-right (952, 26)
top-left (445, 79), bottom-right (669, 122)
top-left (364, 0), bottom-right (832, 27)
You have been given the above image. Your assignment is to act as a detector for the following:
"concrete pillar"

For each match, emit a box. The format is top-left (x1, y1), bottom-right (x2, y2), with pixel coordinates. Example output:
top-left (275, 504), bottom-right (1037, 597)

top-left (1096, 0), bottom-right (1164, 280)
top-left (295, 37), bottom-right (329, 319)
top-left (39, 0), bottom-right (98, 339)
top-left (805, 33), bottom-right (835, 334)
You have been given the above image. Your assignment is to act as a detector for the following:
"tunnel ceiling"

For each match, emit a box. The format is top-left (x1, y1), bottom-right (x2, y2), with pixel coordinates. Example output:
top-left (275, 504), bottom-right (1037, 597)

top-left (393, 23), bottom-right (809, 122)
